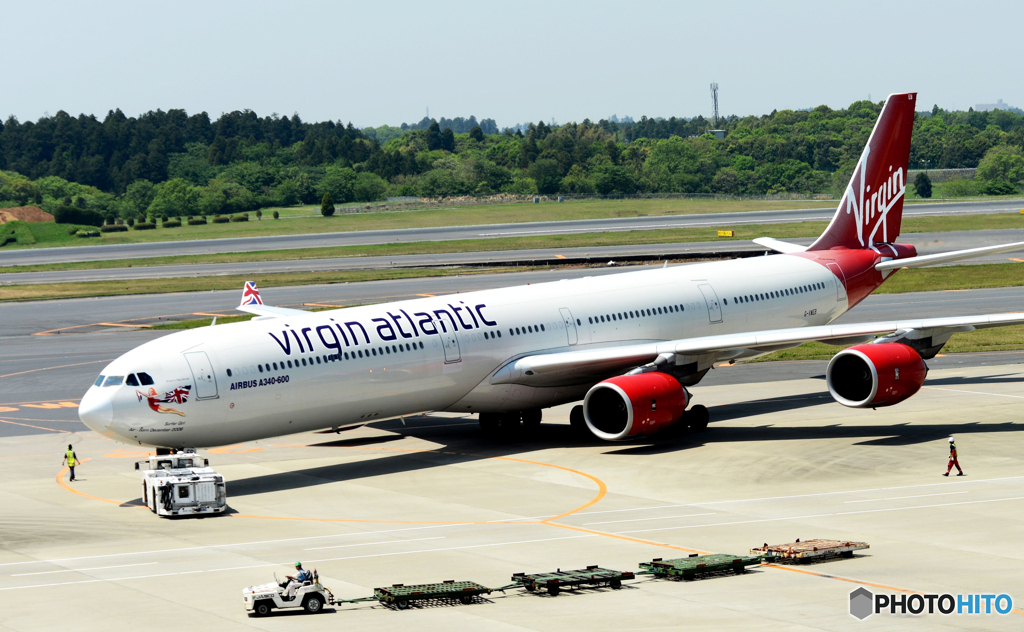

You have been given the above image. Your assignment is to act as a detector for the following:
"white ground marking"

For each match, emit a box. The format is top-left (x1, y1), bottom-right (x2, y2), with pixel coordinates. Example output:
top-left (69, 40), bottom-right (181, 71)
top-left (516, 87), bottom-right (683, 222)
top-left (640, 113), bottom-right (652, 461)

top-left (0, 523), bottom-right (477, 568)
top-left (583, 513), bottom-right (716, 526)
top-left (922, 386), bottom-right (1024, 399)
top-left (0, 534), bottom-right (596, 592)
top-left (844, 491), bottom-right (969, 504)
top-left (303, 537), bottom-right (444, 551)
top-left (613, 495), bottom-right (1024, 535)
top-left (11, 562), bottom-right (157, 577)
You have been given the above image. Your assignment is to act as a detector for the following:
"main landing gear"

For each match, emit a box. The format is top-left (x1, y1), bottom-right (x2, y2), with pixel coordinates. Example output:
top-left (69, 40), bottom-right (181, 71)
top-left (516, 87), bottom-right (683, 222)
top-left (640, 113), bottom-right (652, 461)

top-left (686, 404), bottom-right (709, 432)
top-left (479, 409), bottom-right (542, 436)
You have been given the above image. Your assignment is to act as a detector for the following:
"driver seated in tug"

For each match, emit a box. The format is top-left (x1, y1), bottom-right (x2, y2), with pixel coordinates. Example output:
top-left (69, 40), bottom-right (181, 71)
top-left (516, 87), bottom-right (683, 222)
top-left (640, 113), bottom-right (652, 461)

top-left (283, 561), bottom-right (312, 599)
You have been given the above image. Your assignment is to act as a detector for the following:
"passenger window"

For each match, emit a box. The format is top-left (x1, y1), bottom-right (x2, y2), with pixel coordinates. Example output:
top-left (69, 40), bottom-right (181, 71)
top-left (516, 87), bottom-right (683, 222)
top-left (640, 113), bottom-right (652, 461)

top-left (126, 374), bottom-right (139, 386)
top-left (226, 369), bottom-right (233, 377)
top-left (103, 376), bottom-right (124, 387)
top-left (94, 375), bottom-right (105, 387)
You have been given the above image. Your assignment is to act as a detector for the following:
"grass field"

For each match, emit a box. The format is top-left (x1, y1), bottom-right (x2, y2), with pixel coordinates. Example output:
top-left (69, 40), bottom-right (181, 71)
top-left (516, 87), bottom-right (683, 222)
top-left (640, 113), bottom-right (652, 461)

top-left (4, 211), bottom-right (1024, 275)
top-left (0, 198), bottom-right (842, 250)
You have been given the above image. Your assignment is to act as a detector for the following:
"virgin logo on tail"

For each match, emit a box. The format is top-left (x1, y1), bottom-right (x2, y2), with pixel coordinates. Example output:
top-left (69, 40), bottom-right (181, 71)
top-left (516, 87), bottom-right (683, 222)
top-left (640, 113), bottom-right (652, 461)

top-left (844, 145), bottom-right (906, 247)
top-left (808, 92), bottom-right (916, 252)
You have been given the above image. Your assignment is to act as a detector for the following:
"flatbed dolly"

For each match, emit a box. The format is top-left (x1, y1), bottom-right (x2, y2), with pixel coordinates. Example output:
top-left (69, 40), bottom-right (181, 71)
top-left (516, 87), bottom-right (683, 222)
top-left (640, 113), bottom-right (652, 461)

top-left (750, 539), bottom-right (869, 562)
top-left (346, 581), bottom-right (496, 610)
top-left (512, 566), bottom-right (635, 596)
top-left (639, 554), bottom-right (762, 579)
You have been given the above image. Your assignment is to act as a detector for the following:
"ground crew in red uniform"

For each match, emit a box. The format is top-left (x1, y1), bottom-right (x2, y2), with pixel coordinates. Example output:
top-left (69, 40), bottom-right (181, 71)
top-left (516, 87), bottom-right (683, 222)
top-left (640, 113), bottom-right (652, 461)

top-left (943, 436), bottom-right (963, 477)
top-left (62, 444), bottom-right (81, 482)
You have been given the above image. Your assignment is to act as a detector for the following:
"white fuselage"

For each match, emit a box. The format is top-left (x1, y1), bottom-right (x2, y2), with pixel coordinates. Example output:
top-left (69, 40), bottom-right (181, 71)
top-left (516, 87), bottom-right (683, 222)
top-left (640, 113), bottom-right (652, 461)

top-left (79, 254), bottom-right (849, 448)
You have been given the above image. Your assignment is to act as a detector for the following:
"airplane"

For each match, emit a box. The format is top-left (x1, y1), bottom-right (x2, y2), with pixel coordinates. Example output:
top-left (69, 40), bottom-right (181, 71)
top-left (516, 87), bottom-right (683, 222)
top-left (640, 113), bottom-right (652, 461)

top-left (79, 92), bottom-right (1024, 451)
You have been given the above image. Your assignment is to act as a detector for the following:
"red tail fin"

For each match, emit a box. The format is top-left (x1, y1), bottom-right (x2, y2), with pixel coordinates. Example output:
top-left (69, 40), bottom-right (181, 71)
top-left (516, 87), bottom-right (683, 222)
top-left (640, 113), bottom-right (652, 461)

top-left (808, 93), bottom-right (917, 251)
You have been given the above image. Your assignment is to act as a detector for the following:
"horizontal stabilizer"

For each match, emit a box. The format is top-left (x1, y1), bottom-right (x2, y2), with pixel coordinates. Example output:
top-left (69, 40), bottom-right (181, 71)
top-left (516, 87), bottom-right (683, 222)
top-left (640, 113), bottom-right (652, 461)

top-left (876, 240), bottom-right (1024, 270)
top-left (753, 237), bottom-right (808, 254)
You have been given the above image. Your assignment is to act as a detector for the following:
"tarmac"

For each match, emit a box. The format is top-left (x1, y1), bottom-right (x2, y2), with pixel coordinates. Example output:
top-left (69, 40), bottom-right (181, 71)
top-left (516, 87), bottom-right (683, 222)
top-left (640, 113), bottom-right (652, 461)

top-left (2, 363), bottom-right (1023, 631)
top-left (2, 268), bottom-right (1024, 630)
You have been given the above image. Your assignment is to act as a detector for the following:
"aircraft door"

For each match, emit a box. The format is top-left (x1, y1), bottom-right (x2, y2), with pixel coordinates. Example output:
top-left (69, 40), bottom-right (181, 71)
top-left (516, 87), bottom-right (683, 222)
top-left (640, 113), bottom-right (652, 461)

top-left (183, 351), bottom-right (219, 399)
top-left (697, 283), bottom-right (723, 323)
top-left (827, 263), bottom-right (848, 302)
top-left (440, 330), bottom-right (461, 363)
top-left (559, 308), bottom-right (578, 345)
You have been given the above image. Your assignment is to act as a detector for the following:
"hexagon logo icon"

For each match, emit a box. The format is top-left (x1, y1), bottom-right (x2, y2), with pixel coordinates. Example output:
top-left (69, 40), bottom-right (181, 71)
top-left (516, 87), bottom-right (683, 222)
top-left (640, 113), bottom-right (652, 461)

top-left (850, 587), bottom-right (873, 620)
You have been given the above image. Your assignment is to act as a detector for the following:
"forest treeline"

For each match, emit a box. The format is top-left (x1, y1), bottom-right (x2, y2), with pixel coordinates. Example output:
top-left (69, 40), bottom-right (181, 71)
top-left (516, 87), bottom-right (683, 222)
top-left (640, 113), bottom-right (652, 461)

top-left (1, 101), bottom-right (1023, 219)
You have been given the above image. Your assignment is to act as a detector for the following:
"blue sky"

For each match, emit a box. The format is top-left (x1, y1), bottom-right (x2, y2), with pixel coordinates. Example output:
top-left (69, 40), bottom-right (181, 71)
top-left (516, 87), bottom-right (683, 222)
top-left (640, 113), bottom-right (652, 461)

top-left (3, 0), bottom-right (1021, 127)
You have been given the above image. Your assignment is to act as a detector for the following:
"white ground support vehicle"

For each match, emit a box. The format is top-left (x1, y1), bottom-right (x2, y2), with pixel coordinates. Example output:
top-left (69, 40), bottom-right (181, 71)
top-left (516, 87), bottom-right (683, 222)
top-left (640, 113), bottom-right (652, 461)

top-left (243, 571), bottom-right (333, 616)
top-left (135, 450), bottom-right (227, 517)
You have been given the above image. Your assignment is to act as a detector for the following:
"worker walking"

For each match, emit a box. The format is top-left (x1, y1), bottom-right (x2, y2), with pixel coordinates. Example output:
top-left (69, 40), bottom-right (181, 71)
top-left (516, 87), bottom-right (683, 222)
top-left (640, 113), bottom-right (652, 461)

top-left (943, 436), bottom-right (964, 477)
top-left (62, 444), bottom-right (81, 482)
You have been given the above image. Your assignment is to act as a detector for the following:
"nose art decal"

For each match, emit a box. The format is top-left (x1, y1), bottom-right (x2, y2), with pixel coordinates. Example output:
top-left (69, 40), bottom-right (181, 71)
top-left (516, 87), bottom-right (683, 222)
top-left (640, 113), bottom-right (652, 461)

top-left (136, 385), bottom-right (192, 417)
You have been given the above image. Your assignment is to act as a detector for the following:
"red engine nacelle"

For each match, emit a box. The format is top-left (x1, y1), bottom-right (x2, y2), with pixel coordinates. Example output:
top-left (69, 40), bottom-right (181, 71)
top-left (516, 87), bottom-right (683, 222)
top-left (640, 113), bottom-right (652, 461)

top-left (826, 342), bottom-right (927, 408)
top-left (583, 372), bottom-right (689, 440)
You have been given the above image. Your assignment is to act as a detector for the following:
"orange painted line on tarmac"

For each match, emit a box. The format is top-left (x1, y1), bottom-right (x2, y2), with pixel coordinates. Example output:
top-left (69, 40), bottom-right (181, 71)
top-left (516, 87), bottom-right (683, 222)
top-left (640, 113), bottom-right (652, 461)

top-left (555, 255), bottom-right (566, 259)
top-left (302, 303), bottom-right (343, 308)
top-left (1, 360), bottom-right (111, 379)
top-left (0, 418), bottom-right (70, 433)
top-left (416, 293), bottom-right (436, 297)
top-left (191, 312), bottom-right (228, 318)
top-left (97, 322), bottom-right (152, 329)
top-left (208, 444), bottom-right (264, 454)
top-left (21, 401), bottom-right (79, 409)
top-left (55, 462), bottom-right (131, 507)
top-left (1010, 258), bottom-right (1024, 263)
top-left (0, 398), bottom-right (81, 406)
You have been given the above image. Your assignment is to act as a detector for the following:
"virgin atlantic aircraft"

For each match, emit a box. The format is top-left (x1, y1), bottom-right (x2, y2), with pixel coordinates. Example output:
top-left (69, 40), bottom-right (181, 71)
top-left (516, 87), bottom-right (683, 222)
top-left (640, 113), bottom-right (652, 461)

top-left (79, 93), bottom-right (1024, 450)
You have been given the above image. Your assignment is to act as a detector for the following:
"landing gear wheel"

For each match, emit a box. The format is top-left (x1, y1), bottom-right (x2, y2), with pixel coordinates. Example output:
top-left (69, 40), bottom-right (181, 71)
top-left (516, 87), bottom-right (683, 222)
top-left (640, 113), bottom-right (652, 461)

top-left (569, 405), bottom-right (587, 436)
top-left (253, 601), bottom-right (272, 617)
top-left (302, 594), bottom-right (324, 614)
top-left (521, 409), bottom-right (542, 430)
top-left (688, 405), bottom-right (709, 431)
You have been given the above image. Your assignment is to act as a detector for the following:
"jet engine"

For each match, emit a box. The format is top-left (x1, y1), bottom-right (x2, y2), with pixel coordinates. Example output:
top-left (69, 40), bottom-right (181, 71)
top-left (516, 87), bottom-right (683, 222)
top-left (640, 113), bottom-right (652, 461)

top-left (583, 372), bottom-right (689, 440)
top-left (826, 342), bottom-right (927, 408)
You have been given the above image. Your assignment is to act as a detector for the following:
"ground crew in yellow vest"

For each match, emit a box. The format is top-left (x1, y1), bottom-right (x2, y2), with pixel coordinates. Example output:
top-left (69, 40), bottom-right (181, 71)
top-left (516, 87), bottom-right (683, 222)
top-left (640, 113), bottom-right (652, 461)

top-left (62, 445), bottom-right (81, 482)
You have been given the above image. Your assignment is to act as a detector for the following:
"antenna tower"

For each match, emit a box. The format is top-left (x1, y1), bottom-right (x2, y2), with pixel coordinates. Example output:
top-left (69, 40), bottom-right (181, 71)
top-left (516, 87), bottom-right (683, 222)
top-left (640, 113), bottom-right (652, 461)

top-left (710, 83), bottom-right (719, 127)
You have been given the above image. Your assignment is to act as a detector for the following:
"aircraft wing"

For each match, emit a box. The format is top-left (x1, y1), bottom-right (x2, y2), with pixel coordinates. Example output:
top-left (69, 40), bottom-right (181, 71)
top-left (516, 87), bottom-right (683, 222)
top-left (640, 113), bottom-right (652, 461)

top-left (490, 312), bottom-right (1024, 387)
top-left (235, 281), bottom-right (307, 318)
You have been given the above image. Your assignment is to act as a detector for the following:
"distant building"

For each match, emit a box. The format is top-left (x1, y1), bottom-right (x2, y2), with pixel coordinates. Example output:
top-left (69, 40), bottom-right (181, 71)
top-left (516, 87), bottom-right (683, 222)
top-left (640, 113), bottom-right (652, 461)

top-left (709, 130), bottom-right (726, 140)
top-left (974, 98), bottom-right (1023, 114)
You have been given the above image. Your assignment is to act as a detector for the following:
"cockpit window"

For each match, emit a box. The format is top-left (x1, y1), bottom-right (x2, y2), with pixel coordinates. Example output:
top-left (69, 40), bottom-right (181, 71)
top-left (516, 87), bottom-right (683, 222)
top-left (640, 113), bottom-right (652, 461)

top-left (94, 375), bottom-right (105, 387)
top-left (137, 372), bottom-right (154, 385)
top-left (102, 376), bottom-right (124, 387)
top-left (126, 374), bottom-right (139, 386)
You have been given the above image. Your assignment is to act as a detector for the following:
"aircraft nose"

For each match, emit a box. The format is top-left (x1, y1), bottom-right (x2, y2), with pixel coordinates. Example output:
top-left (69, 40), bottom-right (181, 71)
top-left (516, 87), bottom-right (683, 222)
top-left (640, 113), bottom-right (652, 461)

top-left (78, 389), bottom-right (113, 431)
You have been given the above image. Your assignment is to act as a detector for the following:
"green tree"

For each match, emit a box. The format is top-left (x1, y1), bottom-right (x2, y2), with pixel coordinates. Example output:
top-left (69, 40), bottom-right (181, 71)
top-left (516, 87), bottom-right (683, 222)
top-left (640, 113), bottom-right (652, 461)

top-left (977, 146), bottom-right (1024, 186)
top-left (527, 159), bottom-right (561, 194)
top-left (913, 172), bottom-right (932, 198)
top-left (425, 121), bottom-right (442, 151)
top-left (352, 172), bottom-right (387, 202)
top-left (321, 192), bottom-right (335, 216)
top-left (440, 128), bottom-right (456, 152)
top-left (148, 178), bottom-right (198, 216)
top-left (469, 126), bottom-right (484, 142)
top-left (316, 166), bottom-right (357, 203)
top-left (123, 180), bottom-right (157, 216)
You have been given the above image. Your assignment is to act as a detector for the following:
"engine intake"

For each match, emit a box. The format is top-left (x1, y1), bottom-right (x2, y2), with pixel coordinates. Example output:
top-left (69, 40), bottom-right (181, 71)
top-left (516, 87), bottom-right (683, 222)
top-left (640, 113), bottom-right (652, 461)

top-left (583, 372), bottom-right (688, 440)
top-left (826, 342), bottom-right (927, 408)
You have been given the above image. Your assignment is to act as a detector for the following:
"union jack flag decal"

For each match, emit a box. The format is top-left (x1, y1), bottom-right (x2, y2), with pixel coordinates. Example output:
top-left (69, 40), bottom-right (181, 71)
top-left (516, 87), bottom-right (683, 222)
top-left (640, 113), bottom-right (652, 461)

top-left (241, 281), bottom-right (263, 306)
